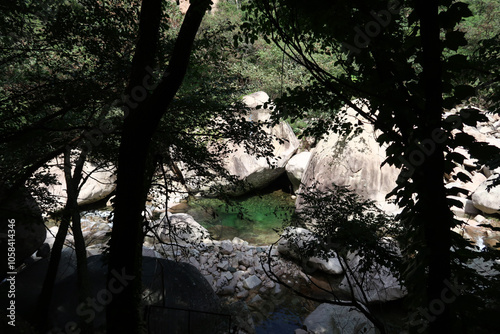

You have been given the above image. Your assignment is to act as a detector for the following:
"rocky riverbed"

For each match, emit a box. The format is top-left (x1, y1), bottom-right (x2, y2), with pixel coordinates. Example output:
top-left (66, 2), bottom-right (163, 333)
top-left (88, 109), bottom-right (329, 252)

top-left (10, 95), bottom-right (500, 333)
top-left (43, 210), bottom-right (317, 333)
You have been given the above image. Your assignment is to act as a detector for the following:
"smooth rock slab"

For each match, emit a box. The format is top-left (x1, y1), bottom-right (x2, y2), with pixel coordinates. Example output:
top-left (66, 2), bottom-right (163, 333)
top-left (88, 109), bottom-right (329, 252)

top-left (156, 213), bottom-right (210, 245)
top-left (43, 159), bottom-right (116, 209)
top-left (278, 227), bottom-right (344, 275)
top-left (308, 256), bottom-right (343, 275)
top-left (339, 253), bottom-right (406, 303)
top-left (304, 303), bottom-right (376, 334)
top-left (448, 196), bottom-right (480, 217)
top-left (296, 102), bottom-right (400, 217)
top-left (184, 91), bottom-right (300, 195)
top-left (286, 151), bottom-right (312, 192)
top-left (472, 174), bottom-right (500, 214)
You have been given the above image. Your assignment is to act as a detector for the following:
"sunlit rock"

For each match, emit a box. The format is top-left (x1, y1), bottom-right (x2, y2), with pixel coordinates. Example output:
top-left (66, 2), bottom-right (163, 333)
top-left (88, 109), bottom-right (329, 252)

top-left (296, 101), bottom-right (400, 216)
top-left (155, 212), bottom-right (211, 245)
top-left (303, 303), bottom-right (376, 334)
top-left (472, 174), bottom-right (500, 214)
top-left (41, 157), bottom-right (115, 210)
top-left (278, 227), bottom-right (343, 275)
top-left (286, 151), bottom-right (312, 193)
top-left (184, 91), bottom-right (300, 196)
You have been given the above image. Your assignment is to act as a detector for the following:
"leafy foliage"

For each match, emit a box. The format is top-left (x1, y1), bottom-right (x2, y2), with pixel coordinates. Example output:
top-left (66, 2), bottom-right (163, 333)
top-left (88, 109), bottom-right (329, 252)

top-left (0, 0), bottom-right (283, 206)
top-left (0, 0), bottom-right (140, 197)
top-left (297, 183), bottom-right (402, 275)
top-left (240, 0), bottom-right (500, 333)
top-left (2, 1), bottom-right (499, 332)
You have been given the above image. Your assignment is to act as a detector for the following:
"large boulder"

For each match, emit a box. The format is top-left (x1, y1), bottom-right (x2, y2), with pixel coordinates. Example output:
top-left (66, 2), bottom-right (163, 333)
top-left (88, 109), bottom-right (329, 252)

top-left (303, 303), bottom-right (376, 334)
top-left (0, 187), bottom-right (46, 273)
top-left (224, 92), bottom-right (299, 194)
top-left (278, 227), bottom-right (343, 275)
top-left (297, 103), bottom-right (400, 214)
top-left (286, 151), bottom-right (312, 193)
top-left (155, 213), bottom-right (211, 245)
top-left (339, 251), bottom-right (406, 303)
top-left (448, 195), bottom-right (480, 217)
top-left (471, 174), bottom-right (500, 214)
top-left (186, 92), bottom-right (300, 196)
top-left (11, 255), bottom-right (224, 333)
top-left (43, 158), bottom-right (116, 210)
top-left (462, 123), bottom-right (500, 154)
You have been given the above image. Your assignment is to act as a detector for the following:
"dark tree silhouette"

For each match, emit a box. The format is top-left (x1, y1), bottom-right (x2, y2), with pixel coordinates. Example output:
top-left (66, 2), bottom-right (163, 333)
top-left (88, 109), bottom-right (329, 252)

top-left (106, 1), bottom-right (213, 332)
top-left (241, 0), bottom-right (500, 333)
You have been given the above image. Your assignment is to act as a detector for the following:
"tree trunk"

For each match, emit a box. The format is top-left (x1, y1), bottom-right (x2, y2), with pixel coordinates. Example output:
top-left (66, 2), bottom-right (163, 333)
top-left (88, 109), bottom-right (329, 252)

top-left (36, 208), bottom-right (71, 331)
top-left (106, 1), bottom-right (212, 333)
top-left (36, 148), bottom-right (91, 333)
top-left (416, 1), bottom-right (452, 332)
top-left (63, 149), bottom-right (93, 334)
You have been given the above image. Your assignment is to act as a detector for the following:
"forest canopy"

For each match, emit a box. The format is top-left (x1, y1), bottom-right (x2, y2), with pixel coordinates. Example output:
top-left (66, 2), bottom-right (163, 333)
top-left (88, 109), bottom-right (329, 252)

top-left (1, 1), bottom-right (499, 333)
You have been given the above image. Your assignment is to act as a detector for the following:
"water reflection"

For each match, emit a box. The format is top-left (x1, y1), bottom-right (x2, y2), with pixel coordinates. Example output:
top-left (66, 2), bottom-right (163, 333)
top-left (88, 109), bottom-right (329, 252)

top-left (172, 190), bottom-right (296, 245)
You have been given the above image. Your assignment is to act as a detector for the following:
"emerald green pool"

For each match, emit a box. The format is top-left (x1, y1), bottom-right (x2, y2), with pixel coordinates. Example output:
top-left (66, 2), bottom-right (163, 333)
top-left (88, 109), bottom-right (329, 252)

top-left (178, 190), bottom-right (296, 245)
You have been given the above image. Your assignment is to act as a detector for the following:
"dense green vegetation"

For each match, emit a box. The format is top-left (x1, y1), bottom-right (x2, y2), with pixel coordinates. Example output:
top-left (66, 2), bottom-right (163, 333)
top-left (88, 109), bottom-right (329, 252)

top-left (1, 0), bottom-right (499, 333)
top-left (238, 0), bottom-right (500, 333)
top-left (185, 189), bottom-right (295, 244)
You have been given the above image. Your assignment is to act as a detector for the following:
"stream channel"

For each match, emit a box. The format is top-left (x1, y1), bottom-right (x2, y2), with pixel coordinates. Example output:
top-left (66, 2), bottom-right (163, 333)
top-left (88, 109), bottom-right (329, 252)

top-left (170, 186), bottom-right (318, 332)
top-left (79, 177), bottom-right (406, 333)
top-left (175, 189), bottom-right (296, 245)
top-left (168, 184), bottom-right (407, 333)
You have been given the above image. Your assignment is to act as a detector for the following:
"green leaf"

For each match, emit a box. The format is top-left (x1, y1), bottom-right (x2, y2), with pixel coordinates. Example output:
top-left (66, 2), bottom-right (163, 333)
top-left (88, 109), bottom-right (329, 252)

top-left (444, 30), bottom-right (468, 51)
top-left (454, 84), bottom-right (476, 101)
top-left (446, 151), bottom-right (466, 165)
top-left (440, 2), bottom-right (473, 30)
top-left (455, 172), bottom-right (471, 183)
top-left (478, 224), bottom-right (500, 232)
top-left (445, 54), bottom-right (469, 69)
